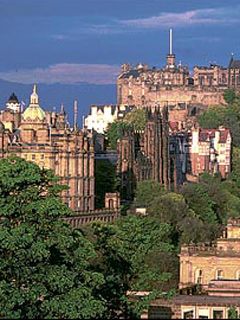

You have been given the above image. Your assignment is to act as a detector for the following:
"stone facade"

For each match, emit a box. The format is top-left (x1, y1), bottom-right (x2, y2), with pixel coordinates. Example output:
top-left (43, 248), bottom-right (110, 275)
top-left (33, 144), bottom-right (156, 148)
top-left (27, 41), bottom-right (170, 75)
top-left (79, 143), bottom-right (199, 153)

top-left (116, 107), bottom-right (231, 200)
top-left (117, 30), bottom-right (240, 114)
top-left (140, 219), bottom-right (240, 319)
top-left (193, 64), bottom-right (228, 87)
top-left (0, 86), bottom-right (95, 213)
top-left (117, 107), bottom-right (188, 199)
top-left (179, 219), bottom-right (240, 291)
top-left (189, 127), bottom-right (231, 178)
top-left (228, 56), bottom-right (240, 89)
top-left (145, 296), bottom-right (240, 319)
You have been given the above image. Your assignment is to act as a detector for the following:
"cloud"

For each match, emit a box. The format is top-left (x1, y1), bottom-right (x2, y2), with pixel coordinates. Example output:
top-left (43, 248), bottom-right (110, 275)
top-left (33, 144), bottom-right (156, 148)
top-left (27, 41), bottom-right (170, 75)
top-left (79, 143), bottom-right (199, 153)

top-left (50, 6), bottom-right (240, 39)
top-left (0, 63), bottom-right (120, 85)
top-left (120, 7), bottom-right (239, 29)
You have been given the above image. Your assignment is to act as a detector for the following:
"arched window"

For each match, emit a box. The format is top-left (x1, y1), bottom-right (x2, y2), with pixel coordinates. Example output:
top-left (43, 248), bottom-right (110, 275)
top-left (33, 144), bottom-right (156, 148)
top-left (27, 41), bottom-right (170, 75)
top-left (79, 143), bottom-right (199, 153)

top-left (108, 199), bottom-right (114, 209)
top-left (216, 269), bottom-right (224, 280)
top-left (195, 269), bottom-right (203, 284)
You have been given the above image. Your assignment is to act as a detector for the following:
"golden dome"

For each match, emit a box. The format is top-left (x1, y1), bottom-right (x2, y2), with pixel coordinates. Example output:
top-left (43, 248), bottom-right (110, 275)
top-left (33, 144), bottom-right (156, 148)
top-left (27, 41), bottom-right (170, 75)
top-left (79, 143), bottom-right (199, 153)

top-left (22, 105), bottom-right (46, 121)
top-left (22, 84), bottom-right (46, 122)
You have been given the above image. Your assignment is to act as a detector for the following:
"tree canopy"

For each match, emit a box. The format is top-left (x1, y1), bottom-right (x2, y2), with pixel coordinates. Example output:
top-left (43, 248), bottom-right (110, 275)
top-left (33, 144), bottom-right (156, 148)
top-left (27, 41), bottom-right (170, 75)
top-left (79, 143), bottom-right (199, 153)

top-left (95, 159), bottom-right (116, 208)
top-left (0, 157), bottom-right (107, 319)
top-left (198, 90), bottom-right (240, 147)
top-left (0, 156), bottom-right (175, 319)
top-left (123, 108), bottom-right (147, 132)
top-left (105, 109), bottom-right (147, 150)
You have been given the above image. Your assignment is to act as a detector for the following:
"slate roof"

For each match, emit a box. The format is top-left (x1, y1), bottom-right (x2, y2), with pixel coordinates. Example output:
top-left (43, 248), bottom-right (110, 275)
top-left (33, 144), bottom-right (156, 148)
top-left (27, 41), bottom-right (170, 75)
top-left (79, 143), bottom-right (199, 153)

top-left (8, 93), bottom-right (19, 103)
top-left (119, 69), bottom-right (140, 79)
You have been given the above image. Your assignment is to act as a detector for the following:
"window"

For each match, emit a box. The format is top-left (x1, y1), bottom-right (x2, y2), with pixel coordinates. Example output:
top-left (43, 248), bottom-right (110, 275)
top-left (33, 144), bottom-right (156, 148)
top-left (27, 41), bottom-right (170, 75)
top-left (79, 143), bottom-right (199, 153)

top-left (198, 308), bottom-right (210, 319)
top-left (216, 269), bottom-right (223, 280)
top-left (32, 154), bottom-right (36, 160)
top-left (195, 269), bottom-right (203, 284)
top-left (183, 310), bottom-right (194, 319)
top-left (213, 310), bottom-right (223, 319)
top-left (41, 154), bottom-right (44, 160)
top-left (108, 199), bottom-right (114, 209)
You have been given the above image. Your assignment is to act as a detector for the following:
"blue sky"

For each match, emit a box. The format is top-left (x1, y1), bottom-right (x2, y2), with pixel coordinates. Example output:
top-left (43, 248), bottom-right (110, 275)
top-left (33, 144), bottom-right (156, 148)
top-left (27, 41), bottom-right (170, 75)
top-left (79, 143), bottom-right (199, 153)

top-left (0, 0), bottom-right (240, 120)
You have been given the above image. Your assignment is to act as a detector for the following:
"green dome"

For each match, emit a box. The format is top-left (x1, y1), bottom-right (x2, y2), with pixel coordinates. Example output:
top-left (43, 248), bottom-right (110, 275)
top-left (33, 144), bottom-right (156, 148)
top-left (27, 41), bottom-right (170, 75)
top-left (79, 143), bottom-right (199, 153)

top-left (22, 105), bottom-right (46, 121)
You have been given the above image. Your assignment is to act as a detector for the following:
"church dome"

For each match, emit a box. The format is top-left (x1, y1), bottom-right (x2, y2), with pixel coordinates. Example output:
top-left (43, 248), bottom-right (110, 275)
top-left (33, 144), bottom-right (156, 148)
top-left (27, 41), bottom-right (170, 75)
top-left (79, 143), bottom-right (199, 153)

top-left (22, 84), bottom-right (46, 121)
top-left (22, 105), bottom-right (46, 121)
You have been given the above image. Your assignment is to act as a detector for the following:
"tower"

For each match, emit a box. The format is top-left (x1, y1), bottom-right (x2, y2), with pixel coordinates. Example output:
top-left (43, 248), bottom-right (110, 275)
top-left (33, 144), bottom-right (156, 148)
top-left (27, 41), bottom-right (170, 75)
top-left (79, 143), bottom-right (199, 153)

top-left (166, 28), bottom-right (176, 68)
top-left (73, 99), bottom-right (78, 130)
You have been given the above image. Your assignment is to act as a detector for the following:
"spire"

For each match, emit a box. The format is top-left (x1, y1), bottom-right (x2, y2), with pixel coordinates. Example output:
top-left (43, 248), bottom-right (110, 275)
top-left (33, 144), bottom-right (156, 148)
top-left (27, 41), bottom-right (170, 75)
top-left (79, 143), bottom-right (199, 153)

top-left (60, 103), bottom-right (65, 114)
top-left (229, 53), bottom-right (234, 68)
top-left (169, 28), bottom-right (173, 55)
top-left (166, 28), bottom-right (175, 68)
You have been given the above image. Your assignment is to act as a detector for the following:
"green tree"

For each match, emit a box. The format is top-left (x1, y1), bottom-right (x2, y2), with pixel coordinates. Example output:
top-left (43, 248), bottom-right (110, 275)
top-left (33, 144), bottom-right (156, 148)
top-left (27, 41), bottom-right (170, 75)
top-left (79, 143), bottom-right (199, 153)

top-left (223, 89), bottom-right (236, 104)
top-left (105, 120), bottom-right (130, 150)
top-left (228, 306), bottom-right (239, 319)
top-left (89, 215), bottom-right (174, 318)
top-left (198, 92), bottom-right (240, 147)
top-left (0, 157), bottom-right (106, 319)
top-left (105, 109), bottom-right (147, 150)
top-left (124, 108), bottom-right (147, 131)
top-left (95, 159), bottom-right (116, 208)
top-left (198, 105), bottom-right (226, 129)
top-left (147, 191), bottom-right (209, 244)
top-left (135, 180), bottom-right (165, 208)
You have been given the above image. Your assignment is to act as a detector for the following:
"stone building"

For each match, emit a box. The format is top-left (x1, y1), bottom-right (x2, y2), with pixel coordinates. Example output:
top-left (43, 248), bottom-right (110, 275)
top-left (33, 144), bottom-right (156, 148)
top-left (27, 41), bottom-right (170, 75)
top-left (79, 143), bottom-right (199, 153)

top-left (0, 85), bottom-right (95, 213)
top-left (84, 104), bottom-right (133, 134)
top-left (117, 30), bottom-right (240, 115)
top-left (117, 107), bottom-right (188, 199)
top-left (228, 56), bottom-right (240, 89)
top-left (193, 64), bottom-right (228, 87)
top-left (117, 30), bottom-right (225, 109)
top-left (179, 218), bottom-right (240, 291)
top-left (116, 106), bottom-right (231, 200)
top-left (188, 126), bottom-right (231, 178)
top-left (140, 219), bottom-right (240, 319)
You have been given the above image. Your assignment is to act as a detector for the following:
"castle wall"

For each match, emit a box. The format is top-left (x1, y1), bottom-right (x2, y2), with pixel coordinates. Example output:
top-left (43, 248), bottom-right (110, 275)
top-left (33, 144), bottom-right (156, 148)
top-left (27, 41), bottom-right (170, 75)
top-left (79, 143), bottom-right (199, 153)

top-left (117, 80), bottom-right (225, 107)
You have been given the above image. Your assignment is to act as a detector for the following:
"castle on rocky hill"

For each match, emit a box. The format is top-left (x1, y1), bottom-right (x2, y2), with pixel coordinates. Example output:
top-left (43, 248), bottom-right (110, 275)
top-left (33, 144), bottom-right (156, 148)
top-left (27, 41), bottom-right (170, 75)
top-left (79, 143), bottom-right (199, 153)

top-left (117, 29), bottom-right (240, 114)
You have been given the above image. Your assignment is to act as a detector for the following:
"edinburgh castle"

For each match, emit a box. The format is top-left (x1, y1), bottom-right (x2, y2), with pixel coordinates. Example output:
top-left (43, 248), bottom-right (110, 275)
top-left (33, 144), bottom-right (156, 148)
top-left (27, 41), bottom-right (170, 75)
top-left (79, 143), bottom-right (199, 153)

top-left (117, 29), bottom-right (240, 124)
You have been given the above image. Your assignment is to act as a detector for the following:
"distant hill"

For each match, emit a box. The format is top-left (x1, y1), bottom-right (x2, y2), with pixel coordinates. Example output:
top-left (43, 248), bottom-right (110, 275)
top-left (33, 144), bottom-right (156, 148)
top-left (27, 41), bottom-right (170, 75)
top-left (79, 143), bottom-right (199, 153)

top-left (0, 79), bottom-right (116, 126)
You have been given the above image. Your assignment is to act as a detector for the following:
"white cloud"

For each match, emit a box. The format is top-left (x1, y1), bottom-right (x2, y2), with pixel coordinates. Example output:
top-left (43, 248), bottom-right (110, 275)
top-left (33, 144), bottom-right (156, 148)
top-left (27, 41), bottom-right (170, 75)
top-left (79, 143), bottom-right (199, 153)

top-left (0, 63), bottom-right (120, 85)
top-left (120, 7), bottom-right (239, 29)
top-left (50, 6), bottom-right (240, 39)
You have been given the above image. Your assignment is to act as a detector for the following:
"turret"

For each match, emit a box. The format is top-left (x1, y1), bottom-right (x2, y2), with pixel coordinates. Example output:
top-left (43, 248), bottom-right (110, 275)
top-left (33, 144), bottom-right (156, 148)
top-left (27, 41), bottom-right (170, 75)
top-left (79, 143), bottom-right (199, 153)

top-left (6, 93), bottom-right (20, 113)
